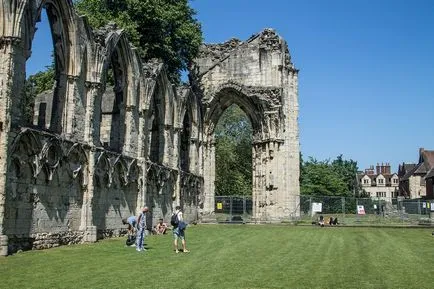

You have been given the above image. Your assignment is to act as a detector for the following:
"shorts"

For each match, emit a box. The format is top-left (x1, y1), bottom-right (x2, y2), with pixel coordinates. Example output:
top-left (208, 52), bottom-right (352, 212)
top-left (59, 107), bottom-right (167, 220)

top-left (173, 227), bottom-right (185, 240)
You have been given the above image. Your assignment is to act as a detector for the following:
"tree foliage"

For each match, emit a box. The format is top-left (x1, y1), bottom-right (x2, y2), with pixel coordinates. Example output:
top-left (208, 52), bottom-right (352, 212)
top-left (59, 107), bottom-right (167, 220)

top-left (74, 0), bottom-right (202, 82)
top-left (215, 105), bottom-right (252, 196)
top-left (300, 154), bottom-right (360, 197)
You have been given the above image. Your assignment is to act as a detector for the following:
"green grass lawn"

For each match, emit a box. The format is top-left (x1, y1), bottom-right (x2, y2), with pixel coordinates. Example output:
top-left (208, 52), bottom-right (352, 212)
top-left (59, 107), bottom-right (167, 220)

top-left (1, 225), bottom-right (433, 289)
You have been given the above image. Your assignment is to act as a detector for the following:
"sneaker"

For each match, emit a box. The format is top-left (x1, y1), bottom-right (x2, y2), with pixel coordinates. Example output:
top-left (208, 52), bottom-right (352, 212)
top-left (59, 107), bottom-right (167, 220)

top-left (130, 244), bottom-right (136, 247)
top-left (183, 249), bottom-right (190, 253)
top-left (136, 248), bottom-right (143, 252)
top-left (175, 250), bottom-right (179, 254)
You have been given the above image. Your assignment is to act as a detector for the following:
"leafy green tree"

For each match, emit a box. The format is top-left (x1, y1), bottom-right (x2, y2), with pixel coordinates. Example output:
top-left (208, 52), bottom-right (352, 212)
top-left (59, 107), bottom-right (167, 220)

top-left (215, 105), bottom-right (252, 196)
top-left (300, 155), bottom-right (360, 197)
top-left (331, 154), bottom-right (360, 195)
top-left (300, 157), bottom-right (349, 196)
top-left (74, 0), bottom-right (202, 83)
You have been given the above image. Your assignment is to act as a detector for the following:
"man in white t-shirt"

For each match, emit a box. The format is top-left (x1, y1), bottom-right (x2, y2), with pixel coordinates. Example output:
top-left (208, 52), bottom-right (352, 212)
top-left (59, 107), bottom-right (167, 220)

top-left (172, 206), bottom-right (189, 253)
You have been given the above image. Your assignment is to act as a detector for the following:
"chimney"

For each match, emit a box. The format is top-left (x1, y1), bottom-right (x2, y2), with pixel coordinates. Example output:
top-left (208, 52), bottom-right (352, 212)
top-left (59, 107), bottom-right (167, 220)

top-left (385, 163), bottom-right (391, 174)
top-left (376, 163), bottom-right (380, 175)
top-left (365, 167), bottom-right (374, 175)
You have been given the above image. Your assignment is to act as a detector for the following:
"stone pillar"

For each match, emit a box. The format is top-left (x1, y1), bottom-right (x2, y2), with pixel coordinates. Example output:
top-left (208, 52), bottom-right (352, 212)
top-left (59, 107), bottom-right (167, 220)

top-left (84, 81), bottom-right (102, 144)
top-left (83, 226), bottom-right (97, 243)
top-left (63, 75), bottom-right (82, 140)
top-left (80, 148), bottom-right (97, 242)
top-left (252, 144), bottom-right (260, 222)
top-left (81, 81), bottom-right (103, 242)
top-left (136, 158), bottom-right (147, 210)
top-left (0, 33), bottom-right (27, 255)
top-left (201, 140), bottom-right (216, 221)
top-left (252, 142), bottom-right (267, 222)
top-left (136, 108), bottom-right (148, 213)
top-left (280, 68), bottom-right (300, 220)
top-left (162, 124), bottom-right (173, 166)
top-left (123, 105), bottom-right (137, 156)
top-left (173, 126), bottom-right (181, 206)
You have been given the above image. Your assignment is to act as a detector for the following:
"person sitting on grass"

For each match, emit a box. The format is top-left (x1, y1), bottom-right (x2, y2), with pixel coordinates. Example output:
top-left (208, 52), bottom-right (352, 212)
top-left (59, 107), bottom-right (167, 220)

top-left (153, 218), bottom-right (168, 235)
top-left (318, 215), bottom-right (325, 227)
top-left (332, 217), bottom-right (339, 225)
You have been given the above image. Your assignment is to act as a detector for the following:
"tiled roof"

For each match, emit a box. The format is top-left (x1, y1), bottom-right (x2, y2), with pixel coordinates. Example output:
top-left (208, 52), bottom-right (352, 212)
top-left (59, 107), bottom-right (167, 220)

top-left (400, 164), bottom-right (419, 181)
top-left (357, 173), bottom-right (398, 186)
top-left (398, 163), bottom-right (416, 177)
top-left (414, 162), bottom-right (428, 174)
top-left (422, 150), bottom-right (434, 168)
top-left (426, 167), bottom-right (434, 179)
top-left (418, 149), bottom-right (434, 178)
top-left (400, 149), bottom-right (434, 180)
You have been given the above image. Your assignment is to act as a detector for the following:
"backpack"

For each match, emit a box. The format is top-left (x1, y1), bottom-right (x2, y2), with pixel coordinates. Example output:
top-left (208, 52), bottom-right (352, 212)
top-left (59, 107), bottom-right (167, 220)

top-left (125, 234), bottom-right (136, 246)
top-left (170, 213), bottom-right (179, 227)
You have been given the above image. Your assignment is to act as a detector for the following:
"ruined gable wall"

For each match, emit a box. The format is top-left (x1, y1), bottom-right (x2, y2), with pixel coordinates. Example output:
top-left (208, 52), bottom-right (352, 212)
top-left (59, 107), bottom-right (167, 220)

top-left (195, 30), bottom-right (293, 92)
top-left (191, 29), bottom-right (300, 221)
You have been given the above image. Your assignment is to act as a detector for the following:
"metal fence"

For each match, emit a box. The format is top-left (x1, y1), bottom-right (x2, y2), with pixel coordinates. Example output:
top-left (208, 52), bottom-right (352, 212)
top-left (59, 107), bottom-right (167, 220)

top-left (214, 195), bottom-right (434, 226)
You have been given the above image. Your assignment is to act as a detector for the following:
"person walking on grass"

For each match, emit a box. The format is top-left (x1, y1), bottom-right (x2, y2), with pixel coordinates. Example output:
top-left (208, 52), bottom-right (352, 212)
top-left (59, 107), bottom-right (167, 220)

top-left (171, 205), bottom-right (189, 253)
top-left (136, 206), bottom-right (149, 252)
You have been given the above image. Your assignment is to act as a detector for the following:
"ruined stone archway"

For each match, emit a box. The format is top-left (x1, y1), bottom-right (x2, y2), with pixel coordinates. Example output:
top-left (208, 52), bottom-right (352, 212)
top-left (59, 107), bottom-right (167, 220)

top-left (191, 29), bottom-right (300, 222)
top-left (0, 0), bottom-right (299, 255)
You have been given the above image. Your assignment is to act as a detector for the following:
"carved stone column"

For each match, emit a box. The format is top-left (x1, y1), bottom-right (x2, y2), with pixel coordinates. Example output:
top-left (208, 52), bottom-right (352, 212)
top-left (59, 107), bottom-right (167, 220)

top-left (0, 34), bottom-right (27, 255)
top-left (136, 109), bottom-right (147, 211)
top-left (281, 68), bottom-right (300, 219)
top-left (63, 75), bottom-right (83, 140)
top-left (162, 124), bottom-right (173, 166)
top-left (123, 105), bottom-right (137, 156)
top-left (136, 159), bottom-right (146, 210)
top-left (84, 81), bottom-right (102, 144)
top-left (201, 139), bottom-right (216, 221)
top-left (80, 147), bottom-right (97, 242)
top-left (81, 81), bottom-right (102, 242)
top-left (173, 126), bottom-right (181, 206)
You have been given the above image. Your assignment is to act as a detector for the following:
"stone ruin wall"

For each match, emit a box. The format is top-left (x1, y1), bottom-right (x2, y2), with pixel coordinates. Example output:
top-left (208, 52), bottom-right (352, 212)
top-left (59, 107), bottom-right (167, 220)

top-left (191, 29), bottom-right (300, 221)
top-left (0, 0), bottom-right (298, 255)
top-left (0, 1), bottom-right (204, 254)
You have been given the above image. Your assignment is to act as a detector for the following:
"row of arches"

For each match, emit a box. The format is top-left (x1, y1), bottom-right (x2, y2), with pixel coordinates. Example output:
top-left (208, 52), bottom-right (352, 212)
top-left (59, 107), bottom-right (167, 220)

top-left (0, 2), bottom-right (300, 253)
top-left (22, 1), bottom-right (202, 168)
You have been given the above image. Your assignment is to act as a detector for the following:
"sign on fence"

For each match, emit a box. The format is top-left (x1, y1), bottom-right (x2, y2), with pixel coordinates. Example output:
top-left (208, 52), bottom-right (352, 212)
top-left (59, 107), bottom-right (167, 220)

top-left (357, 205), bottom-right (365, 215)
top-left (312, 202), bottom-right (322, 213)
top-left (217, 202), bottom-right (223, 210)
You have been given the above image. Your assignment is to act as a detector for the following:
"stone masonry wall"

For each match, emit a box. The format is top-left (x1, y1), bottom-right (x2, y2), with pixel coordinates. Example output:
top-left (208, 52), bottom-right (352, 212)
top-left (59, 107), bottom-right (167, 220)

top-left (0, 0), bottom-right (297, 255)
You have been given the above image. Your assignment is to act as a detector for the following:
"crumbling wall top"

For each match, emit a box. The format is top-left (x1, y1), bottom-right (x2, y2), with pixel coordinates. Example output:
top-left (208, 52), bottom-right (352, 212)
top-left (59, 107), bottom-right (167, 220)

top-left (92, 22), bottom-right (122, 46)
top-left (142, 58), bottom-right (164, 79)
top-left (198, 38), bottom-right (243, 62)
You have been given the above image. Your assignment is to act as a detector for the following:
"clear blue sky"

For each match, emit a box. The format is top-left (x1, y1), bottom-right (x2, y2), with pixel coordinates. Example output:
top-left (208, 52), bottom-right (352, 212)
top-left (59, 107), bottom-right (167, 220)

top-left (27, 0), bottom-right (434, 173)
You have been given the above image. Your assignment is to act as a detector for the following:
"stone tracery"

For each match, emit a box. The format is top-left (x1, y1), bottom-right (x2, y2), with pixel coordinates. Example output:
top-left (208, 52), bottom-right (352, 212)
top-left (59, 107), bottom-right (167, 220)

top-left (0, 1), bottom-right (299, 255)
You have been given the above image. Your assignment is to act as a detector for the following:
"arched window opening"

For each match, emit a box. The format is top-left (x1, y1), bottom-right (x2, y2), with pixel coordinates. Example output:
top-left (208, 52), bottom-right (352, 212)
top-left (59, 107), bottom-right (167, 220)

top-left (180, 112), bottom-right (191, 172)
top-left (25, 8), bottom-right (56, 129)
top-left (215, 104), bottom-right (252, 196)
top-left (100, 50), bottom-right (126, 152)
top-left (149, 89), bottom-right (163, 163)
